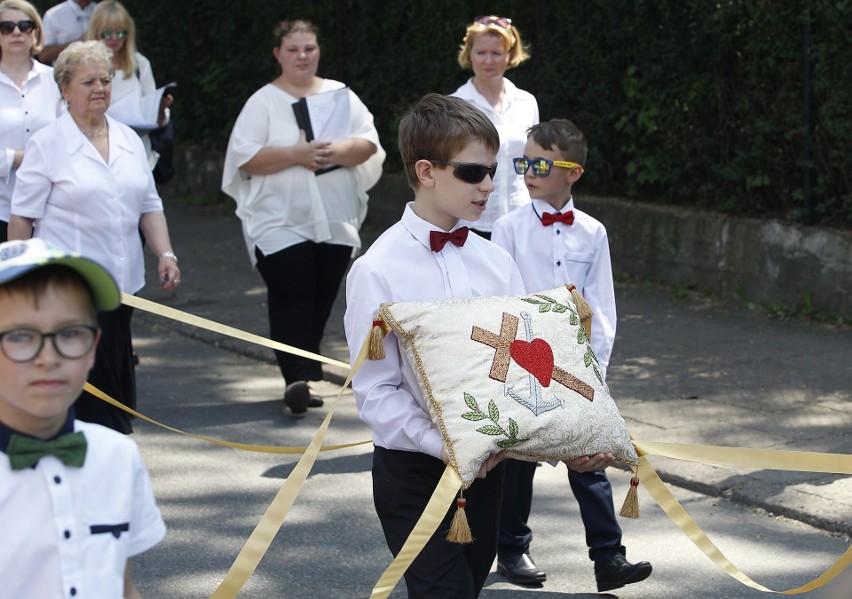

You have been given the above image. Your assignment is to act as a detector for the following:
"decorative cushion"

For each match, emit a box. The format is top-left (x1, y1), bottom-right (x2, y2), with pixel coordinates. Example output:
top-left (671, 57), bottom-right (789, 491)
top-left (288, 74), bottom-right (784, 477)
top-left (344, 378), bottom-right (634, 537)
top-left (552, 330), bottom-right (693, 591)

top-left (375, 285), bottom-right (640, 487)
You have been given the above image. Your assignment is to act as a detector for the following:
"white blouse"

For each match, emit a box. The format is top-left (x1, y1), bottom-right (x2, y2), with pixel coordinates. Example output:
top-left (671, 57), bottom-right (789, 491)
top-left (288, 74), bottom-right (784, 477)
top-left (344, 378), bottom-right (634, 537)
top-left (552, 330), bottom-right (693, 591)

top-left (11, 111), bottom-right (164, 294)
top-left (107, 52), bottom-right (161, 169)
top-left (452, 77), bottom-right (539, 232)
top-left (222, 79), bottom-right (385, 266)
top-left (0, 60), bottom-right (62, 220)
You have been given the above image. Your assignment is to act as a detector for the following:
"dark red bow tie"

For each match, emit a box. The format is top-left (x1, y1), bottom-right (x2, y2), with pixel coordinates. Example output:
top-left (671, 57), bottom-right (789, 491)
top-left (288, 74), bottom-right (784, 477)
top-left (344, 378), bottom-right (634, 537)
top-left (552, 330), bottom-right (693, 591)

top-left (430, 227), bottom-right (469, 252)
top-left (541, 211), bottom-right (574, 226)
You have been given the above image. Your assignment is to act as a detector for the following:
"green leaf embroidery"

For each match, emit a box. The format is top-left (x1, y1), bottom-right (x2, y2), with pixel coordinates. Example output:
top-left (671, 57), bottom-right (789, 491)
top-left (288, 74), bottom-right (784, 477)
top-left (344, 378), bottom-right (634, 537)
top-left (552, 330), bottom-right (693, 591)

top-left (508, 418), bottom-right (518, 438)
top-left (488, 400), bottom-right (500, 422)
top-left (462, 412), bottom-right (487, 421)
top-left (477, 425), bottom-right (505, 436)
top-left (464, 392), bottom-right (478, 410)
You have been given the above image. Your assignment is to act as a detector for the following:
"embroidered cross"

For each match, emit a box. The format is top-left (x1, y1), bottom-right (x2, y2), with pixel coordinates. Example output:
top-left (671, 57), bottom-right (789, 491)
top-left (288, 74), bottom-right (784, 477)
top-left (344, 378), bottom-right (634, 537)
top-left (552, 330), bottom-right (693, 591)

top-left (471, 311), bottom-right (595, 402)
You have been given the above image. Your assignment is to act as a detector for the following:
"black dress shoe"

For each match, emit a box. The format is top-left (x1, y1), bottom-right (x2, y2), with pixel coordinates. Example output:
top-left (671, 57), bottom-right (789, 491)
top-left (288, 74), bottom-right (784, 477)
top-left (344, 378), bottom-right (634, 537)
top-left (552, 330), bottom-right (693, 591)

top-left (307, 394), bottom-right (324, 408)
top-left (497, 553), bottom-right (547, 585)
top-left (283, 381), bottom-right (310, 414)
top-left (595, 555), bottom-right (652, 592)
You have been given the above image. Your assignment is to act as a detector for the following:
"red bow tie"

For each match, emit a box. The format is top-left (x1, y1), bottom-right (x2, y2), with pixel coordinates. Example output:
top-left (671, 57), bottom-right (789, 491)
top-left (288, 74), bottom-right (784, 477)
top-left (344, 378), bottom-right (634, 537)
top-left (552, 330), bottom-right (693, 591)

top-left (541, 211), bottom-right (574, 226)
top-left (430, 227), bottom-right (469, 252)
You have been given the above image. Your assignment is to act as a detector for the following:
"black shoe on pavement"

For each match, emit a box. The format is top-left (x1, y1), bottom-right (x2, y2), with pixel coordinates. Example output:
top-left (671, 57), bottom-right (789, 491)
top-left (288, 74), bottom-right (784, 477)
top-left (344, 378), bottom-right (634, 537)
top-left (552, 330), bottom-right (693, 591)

top-left (595, 555), bottom-right (652, 592)
top-left (307, 394), bottom-right (324, 408)
top-left (497, 553), bottom-right (547, 585)
top-left (284, 381), bottom-right (310, 414)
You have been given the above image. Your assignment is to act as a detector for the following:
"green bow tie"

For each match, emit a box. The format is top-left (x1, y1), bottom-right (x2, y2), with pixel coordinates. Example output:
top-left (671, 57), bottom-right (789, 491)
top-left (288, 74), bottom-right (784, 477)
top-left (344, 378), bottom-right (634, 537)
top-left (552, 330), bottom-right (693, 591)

top-left (7, 431), bottom-right (88, 471)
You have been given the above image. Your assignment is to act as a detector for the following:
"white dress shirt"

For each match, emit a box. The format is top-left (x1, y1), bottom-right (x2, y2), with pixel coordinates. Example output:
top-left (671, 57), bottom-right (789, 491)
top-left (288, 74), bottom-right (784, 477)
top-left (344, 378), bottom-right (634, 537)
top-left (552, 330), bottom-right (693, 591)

top-left (222, 79), bottom-right (385, 266)
top-left (452, 77), bottom-right (539, 232)
top-left (11, 111), bottom-right (164, 293)
top-left (0, 420), bottom-right (166, 599)
top-left (344, 203), bottom-right (526, 459)
top-left (492, 198), bottom-right (617, 375)
top-left (0, 60), bottom-right (62, 221)
top-left (43, 0), bottom-right (97, 47)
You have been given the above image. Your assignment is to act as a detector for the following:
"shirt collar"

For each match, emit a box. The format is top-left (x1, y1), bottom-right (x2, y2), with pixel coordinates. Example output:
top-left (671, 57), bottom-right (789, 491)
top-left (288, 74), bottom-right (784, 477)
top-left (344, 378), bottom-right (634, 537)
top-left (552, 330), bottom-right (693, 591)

top-left (531, 197), bottom-right (574, 219)
top-left (0, 410), bottom-right (76, 455)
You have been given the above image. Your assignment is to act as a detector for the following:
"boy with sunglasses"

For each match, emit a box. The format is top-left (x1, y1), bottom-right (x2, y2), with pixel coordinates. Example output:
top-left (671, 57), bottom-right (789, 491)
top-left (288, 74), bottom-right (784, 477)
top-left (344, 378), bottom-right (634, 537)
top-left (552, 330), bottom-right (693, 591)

top-left (343, 93), bottom-right (528, 596)
top-left (491, 119), bottom-right (652, 592)
top-left (0, 238), bottom-right (165, 598)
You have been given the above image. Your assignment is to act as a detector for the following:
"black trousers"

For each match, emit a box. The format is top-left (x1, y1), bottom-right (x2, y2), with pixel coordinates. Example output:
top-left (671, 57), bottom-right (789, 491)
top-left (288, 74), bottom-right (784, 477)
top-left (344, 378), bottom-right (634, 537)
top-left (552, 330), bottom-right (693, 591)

top-left (498, 458), bottom-right (625, 565)
top-left (0, 219), bottom-right (7, 243)
top-left (75, 304), bottom-right (136, 434)
top-left (254, 241), bottom-right (351, 385)
top-left (373, 447), bottom-right (504, 598)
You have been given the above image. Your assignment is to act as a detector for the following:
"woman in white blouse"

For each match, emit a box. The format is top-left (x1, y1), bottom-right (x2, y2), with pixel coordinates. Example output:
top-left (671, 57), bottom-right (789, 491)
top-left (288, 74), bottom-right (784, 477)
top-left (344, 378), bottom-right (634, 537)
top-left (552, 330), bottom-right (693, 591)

top-left (9, 41), bottom-right (180, 434)
top-left (0, 0), bottom-right (61, 241)
top-left (223, 19), bottom-right (384, 415)
top-left (86, 0), bottom-right (172, 170)
top-left (452, 15), bottom-right (539, 239)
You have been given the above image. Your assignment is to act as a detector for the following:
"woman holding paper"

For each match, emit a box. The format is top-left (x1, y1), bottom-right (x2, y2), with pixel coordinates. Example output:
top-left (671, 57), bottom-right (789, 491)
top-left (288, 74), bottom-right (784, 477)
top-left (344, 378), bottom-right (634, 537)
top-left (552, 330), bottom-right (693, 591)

top-left (85, 0), bottom-right (172, 170)
top-left (0, 0), bottom-right (62, 242)
top-left (222, 19), bottom-right (384, 415)
top-left (8, 40), bottom-right (181, 434)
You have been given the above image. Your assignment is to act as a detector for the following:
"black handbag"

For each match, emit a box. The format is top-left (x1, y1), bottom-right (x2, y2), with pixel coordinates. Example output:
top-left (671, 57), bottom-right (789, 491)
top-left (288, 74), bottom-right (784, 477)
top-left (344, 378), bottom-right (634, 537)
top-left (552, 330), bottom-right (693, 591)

top-left (149, 118), bottom-right (175, 184)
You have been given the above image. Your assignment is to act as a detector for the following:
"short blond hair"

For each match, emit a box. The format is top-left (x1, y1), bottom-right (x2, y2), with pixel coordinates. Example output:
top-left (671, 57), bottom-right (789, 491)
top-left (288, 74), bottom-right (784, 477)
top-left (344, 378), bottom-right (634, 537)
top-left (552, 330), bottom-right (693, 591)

top-left (54, 40), bottom-right (114, 90)
top-left (457, 16), bottom-right (530, 71)
top-left (0, 0), bottom-right (45, 56)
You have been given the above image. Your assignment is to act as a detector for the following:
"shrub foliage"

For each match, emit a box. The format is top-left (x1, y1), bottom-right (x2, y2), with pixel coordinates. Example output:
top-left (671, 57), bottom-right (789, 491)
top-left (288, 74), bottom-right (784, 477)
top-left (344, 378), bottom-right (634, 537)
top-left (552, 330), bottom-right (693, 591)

top-left (35, 0), bottom-right (851, 227)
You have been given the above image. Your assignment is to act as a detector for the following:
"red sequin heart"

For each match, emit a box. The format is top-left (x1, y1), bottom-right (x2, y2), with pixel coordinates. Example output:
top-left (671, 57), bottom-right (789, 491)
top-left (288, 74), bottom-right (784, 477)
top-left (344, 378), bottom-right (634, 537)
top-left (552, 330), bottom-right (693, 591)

top-left (509, 338), bottom-right (554, 387)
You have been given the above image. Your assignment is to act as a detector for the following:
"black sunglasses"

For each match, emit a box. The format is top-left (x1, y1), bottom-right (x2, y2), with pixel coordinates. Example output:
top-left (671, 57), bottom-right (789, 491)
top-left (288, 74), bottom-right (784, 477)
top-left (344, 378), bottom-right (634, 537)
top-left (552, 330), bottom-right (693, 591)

top-left (430, 161), bottom-right (498, 184)
top-left (0, 20), bottom-right (35, 35)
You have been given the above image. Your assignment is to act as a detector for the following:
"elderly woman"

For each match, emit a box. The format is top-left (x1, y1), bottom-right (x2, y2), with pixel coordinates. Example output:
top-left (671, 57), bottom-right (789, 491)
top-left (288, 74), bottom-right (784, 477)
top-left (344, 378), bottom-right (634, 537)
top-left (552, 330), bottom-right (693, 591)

top-left (452, 15), bottom-right (538, 239)
top-left (9, 40), bottom-right (180, 434)
top-left (223, 19), bottom-right (384, 415)
top-left (0, 0), bottom-right (62, 241)
top-left (86, 0), bottom-right (172, 170)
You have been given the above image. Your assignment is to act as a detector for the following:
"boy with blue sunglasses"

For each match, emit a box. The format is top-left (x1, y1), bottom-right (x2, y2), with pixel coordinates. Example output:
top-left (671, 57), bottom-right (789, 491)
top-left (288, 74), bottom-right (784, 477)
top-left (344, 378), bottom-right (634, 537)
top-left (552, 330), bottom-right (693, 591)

top-left (491, 119), bottom-right (652, 592)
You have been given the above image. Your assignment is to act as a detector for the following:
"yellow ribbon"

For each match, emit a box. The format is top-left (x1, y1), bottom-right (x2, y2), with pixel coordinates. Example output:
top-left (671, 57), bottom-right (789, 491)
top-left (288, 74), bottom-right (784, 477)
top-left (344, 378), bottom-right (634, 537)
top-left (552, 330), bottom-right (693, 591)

top-left (637, 453), bottom-right (852, 594)
top-left (123, 293), bottom-right (350, 370)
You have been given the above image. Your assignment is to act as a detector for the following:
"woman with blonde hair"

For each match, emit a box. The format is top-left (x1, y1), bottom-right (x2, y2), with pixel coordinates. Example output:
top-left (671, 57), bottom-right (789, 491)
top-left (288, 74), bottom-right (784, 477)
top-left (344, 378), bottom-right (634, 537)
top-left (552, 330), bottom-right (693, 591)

top-left (86, 0), bottom-right (172, 169)
top-left (452, 15), bottom-right (538, 239)
top-left (0, 0), bottom-right (61, 241)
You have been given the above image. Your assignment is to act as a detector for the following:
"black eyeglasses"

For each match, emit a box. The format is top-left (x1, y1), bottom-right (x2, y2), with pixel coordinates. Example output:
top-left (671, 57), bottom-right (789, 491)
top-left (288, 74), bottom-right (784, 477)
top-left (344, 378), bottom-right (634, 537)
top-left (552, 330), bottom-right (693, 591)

top-left (475, 16), bottom-right (512, 29)
top-left (513, 157), bottom-right (584, 177)
top-left (430, 161), bottom-right (498, 184)
top-left (99, 28), bottom-right (128, 40)
top-left (0, 20), bottom-right (35, 35)
top-left (0, 324), bottom-right (98, 363)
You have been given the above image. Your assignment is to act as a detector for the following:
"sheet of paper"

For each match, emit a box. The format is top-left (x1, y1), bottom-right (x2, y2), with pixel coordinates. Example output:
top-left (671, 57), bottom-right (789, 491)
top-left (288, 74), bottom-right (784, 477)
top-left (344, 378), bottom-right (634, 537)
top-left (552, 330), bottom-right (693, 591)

top-left (107, 82), bottom-right (176, 131)
top-left (303, 87), bottom-right (350, 142)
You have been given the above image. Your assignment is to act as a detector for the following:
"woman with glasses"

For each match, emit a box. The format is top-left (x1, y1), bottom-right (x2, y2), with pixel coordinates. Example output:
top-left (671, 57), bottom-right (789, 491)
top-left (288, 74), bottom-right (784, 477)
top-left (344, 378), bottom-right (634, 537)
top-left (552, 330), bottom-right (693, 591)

top-left (86, 0), bottom-right (172, 170)
top-left (0, 0), bottom-right (62, 242)
top-left (452, 15), bottom-right (539, 240)
top-left (223, 19), bottom-right (384, 416)
top-left (8, 40), bottom-right (181, 434)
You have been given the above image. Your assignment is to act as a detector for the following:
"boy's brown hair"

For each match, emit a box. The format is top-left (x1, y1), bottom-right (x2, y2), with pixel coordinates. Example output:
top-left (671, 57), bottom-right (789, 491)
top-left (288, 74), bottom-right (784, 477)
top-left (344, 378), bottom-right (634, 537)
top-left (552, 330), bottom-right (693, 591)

top-left (398, 93), bottom-right (499, 190)
top-left (527, 119), bottom-right (588, 166)
top-left (0, 266), bottom-right (97, 321)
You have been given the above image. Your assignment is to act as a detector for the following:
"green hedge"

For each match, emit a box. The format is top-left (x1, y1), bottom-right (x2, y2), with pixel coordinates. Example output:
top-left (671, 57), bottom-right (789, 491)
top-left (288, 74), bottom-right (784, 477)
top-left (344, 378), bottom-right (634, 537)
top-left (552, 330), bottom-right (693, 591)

top-left (35, 0), bottom-right (851, 227)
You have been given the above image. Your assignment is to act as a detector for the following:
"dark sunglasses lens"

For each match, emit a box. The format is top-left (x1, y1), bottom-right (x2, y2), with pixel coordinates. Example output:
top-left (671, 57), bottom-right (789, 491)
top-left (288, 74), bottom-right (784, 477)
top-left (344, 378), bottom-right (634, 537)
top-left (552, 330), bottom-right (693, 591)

top-left (19, 20), bottom-right (35, 33)
top-left (512, 159), bottom-right (528, 175)
top-left (0, 22), bottom-right (15, 34)
top-left (454, 164), bottom-right (486, 184)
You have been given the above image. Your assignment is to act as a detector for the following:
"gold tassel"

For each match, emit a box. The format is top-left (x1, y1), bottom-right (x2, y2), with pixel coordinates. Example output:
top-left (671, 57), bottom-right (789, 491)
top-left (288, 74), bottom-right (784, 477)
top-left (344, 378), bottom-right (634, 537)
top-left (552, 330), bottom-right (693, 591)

top-left (619, 472), bottom-right (640, 519)
top-left (367, 317), bottom-right (388, 360)
top-left (567, 284), bottom-right (594, 339)
top-left (447, 493), bottom-right (474, 544)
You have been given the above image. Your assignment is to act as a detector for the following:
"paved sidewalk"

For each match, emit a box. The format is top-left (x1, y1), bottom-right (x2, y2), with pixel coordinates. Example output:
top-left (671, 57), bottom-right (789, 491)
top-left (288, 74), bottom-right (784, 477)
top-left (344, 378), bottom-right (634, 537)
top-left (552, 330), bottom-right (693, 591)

top-left (138, 201), bottom-right (852, 537)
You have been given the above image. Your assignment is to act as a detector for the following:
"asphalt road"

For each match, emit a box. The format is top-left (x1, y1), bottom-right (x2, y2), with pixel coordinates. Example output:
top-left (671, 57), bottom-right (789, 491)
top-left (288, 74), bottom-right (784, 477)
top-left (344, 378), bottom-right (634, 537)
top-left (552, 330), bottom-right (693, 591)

top-left (129, 319), bottom-right (850, 598)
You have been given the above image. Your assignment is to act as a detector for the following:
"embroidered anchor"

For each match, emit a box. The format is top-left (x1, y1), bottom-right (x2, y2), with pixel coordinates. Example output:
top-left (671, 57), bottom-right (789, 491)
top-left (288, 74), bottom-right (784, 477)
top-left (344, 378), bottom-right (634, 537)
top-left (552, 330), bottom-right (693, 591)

top-left (471, 310), bottom-right (595, 414)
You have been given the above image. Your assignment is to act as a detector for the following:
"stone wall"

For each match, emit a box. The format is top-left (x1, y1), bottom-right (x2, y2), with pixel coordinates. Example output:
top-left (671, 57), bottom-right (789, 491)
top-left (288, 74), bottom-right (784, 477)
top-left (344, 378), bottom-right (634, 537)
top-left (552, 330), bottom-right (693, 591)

top-left (170, 149), bottom-right (852, 320)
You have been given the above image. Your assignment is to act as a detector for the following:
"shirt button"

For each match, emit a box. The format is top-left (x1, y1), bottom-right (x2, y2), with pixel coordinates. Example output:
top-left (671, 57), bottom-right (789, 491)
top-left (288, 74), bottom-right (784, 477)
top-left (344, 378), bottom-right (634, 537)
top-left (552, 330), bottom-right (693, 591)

top-left (54, 475), bottom-right (62, 484)
top-left (556, 229), bottom-right (561, 235)
top-left (70, 588), bottom-right (77, 596)
top-left (64, 530), bottom-right (71, 539)
top-left (557, 261), bottom-right (562, 266)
